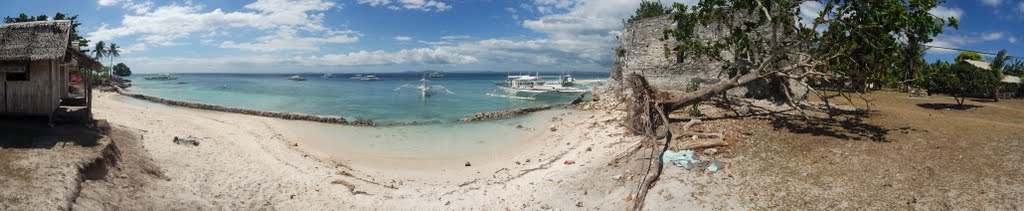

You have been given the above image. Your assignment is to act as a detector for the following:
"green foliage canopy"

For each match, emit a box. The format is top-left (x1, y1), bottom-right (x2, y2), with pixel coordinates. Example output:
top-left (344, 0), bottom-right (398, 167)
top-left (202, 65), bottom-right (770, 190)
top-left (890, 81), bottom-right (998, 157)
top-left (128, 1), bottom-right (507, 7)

top-left (955, 52), bottom-right (982, 63)
top-left (927, 62), bottom-right (997, 107)
top-left (629, 0), bottom-right (672, 22)
top-left (113, 63), bottom-right (132, 77)
top-left (662, 0), bottom-right (957, 97)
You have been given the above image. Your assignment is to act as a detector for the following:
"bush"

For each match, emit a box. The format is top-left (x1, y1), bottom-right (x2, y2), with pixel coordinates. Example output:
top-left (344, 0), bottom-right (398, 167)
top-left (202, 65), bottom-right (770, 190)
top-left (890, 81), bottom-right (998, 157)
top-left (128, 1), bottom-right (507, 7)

top-left (686, 79), bottom-right (702, 116)
top-left (628, 1), bottom-right (671, 22)
top-left (113, 63), bottom-right (132, 77)
top-left (927, 62), bottom-right (998, 107)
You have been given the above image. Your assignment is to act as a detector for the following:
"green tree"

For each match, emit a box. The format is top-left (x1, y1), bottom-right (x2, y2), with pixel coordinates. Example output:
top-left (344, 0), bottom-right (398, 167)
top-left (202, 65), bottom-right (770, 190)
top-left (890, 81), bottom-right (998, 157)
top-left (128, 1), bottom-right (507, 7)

top-left (112, 63), bottom-right (132, 77)
top-left (928, 62), bottom-right (997, 108)
top-left (955, 52), bottom-right (982, 63)
top-left (108, 43), bottom-right (121, 68)
top-left (93, 41), bottom-right (108, 76)
top-left (629, 0), bottom-right (672, 22)
top-left (654, 0), bottom-right (957, 112)
top-left (990, 49), bottom-right (1009, 101)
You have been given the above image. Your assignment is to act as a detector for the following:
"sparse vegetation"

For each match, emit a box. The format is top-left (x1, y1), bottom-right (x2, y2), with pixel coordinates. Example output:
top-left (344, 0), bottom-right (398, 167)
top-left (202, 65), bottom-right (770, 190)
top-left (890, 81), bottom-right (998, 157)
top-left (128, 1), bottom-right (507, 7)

top-left (628, 0), bottom-right (671, 22)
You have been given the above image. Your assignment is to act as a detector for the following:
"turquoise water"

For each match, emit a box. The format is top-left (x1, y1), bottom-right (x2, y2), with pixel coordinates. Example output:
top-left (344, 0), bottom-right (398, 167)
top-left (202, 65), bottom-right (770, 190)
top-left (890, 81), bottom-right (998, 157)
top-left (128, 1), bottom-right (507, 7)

top-left (126, 72), bottom-right (607, 123)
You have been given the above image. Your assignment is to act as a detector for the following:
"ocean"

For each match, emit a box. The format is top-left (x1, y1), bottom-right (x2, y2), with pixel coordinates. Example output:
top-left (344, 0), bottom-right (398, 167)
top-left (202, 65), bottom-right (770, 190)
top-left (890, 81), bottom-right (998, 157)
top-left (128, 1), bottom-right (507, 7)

top-left (125, 72), bottom-right (608, 124)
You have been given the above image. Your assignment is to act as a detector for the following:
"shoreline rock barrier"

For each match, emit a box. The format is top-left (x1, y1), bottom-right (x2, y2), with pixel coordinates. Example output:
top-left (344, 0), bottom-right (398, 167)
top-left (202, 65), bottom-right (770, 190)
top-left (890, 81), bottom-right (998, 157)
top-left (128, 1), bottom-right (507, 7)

top-left (457, 105), bottom-right (554, 122)
top-left (112, 88), bottom-right (575, 127)
top-left (114, 88), bottom-right (352, 125)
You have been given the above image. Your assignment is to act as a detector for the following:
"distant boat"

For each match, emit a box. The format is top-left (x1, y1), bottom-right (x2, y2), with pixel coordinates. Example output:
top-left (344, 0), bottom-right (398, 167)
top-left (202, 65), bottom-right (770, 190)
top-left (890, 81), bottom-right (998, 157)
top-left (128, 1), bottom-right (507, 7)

top-left (349, 74), bottom-right (363, 79)
top-left (395, 75), bottom-right (455, 98)
top-left (289, 75), bottom-right (307, 81)
top-left (487, 73), bottom-right (587, 100)
top-left (144, 74), bottom-right (177, 81)
top-left (322, 73), bottom-right (335, 78)
top-left (427, 71), bottom-right (445, 78)
top-left (358, 75), bottom-right (380, 81)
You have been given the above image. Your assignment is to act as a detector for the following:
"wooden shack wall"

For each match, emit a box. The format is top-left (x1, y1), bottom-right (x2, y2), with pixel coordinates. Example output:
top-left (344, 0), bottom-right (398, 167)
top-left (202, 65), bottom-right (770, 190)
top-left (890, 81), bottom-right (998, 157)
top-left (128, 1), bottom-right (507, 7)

top-left (59, 66), bottom-right (68, 98)
top-left (0, 73), bottom-right (5, 112)
top-left (4, 60), bottom-right (57, 115)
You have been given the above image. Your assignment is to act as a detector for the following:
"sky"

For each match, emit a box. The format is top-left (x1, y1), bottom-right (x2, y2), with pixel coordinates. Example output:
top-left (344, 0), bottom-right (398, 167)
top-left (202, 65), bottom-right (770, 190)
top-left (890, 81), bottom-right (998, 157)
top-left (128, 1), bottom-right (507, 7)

top-left (1, 0), bottom-right (1022, 73)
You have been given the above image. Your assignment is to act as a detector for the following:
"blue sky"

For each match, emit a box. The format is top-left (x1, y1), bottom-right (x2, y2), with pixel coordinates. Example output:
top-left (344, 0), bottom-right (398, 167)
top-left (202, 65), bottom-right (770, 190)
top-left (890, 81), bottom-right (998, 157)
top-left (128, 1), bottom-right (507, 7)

top-left (2, 0), bottom-right (1022, 73)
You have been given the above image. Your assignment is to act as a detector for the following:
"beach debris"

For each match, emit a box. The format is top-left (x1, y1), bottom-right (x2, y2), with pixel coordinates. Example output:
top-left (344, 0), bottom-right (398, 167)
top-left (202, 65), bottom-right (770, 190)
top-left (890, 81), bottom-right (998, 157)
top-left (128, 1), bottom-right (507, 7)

top-left (708, 160), bottom-right (723, 172)
top-left (465, 161), bottom-right (472, 167)
top-left (549, 125), bottom-right (557, 132)
top-left (576, 202), bottom-right (584, 207)
top-left (704, 148), bottom-right (718, 156)
top-left (612, 174), bottom-right (622, 180)
top-left (173, 136), bottom-right (200, 146)
top-left (516, 124), bottom-right (524, 129)
top-left (662, 149), bottom-right (725, 173)
top-left (563, 160), bottom-right (575, 165)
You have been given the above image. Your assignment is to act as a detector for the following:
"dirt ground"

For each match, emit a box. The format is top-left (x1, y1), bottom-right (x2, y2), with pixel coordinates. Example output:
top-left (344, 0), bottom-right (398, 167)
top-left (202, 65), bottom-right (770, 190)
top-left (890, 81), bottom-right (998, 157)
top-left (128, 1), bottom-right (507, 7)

top-left (0, 118), bottom-right (110, 210)
top-left (642, 91), bottom-right (1024, 209)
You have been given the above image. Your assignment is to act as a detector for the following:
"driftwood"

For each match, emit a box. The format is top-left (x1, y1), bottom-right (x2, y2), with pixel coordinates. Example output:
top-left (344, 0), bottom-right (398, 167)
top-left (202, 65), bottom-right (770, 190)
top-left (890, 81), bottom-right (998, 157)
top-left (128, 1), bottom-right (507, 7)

top-left (678, 119), bottom-right (727, 150)
top-left (626, 74), bottom-right (728, 211)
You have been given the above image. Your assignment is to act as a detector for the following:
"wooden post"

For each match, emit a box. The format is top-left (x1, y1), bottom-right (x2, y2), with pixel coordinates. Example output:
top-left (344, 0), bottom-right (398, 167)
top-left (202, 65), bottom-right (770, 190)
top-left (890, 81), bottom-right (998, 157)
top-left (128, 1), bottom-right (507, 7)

top-left (86, 68), bottom-right (92, 120)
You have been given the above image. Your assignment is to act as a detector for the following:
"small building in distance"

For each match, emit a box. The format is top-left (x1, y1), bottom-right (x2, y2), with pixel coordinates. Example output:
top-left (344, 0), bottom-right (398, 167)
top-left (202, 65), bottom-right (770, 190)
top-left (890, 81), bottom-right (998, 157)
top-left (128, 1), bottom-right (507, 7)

top-left (0, 20), bottom-right (103, 122)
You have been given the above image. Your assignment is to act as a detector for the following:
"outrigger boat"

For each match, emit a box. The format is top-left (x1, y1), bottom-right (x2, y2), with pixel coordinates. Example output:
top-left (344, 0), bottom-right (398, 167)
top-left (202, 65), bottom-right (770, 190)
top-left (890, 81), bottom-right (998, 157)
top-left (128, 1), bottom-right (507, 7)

top-left (288, 75), bottom-right (307, 81)
top-left (395, 76), bottom-right (455, 97)
top-left (321, 73), bottom-right (335, 78)
top-left (144, 74), bottom-right (178, 80)
top-left (351, 74), bottom-right (380, 81)
top-left (487, 73), bottom-right (587, 100)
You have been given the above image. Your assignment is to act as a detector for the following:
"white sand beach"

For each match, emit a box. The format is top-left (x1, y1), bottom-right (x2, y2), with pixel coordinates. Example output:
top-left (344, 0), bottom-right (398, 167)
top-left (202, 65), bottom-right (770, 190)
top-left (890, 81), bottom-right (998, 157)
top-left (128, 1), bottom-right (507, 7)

top-left (76, 91), bottom-right (692, 210)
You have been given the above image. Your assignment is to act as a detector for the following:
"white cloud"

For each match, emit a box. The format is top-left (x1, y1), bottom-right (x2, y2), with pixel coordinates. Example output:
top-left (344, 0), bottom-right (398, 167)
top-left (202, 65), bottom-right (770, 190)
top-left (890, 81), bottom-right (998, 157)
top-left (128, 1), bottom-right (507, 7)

top-left (980, 0), bottom-right (1002, 7)
top-left (927, 34), bottom-right (971, 54)
top-left (523, 0), bottom-right (696, 38)
top-left (87, 0), bottom-right (348, 52)
top-left (1019, 2), bottom-right (1024, 13)
top-left (394, 36), bottom-right (412, 41)
top-left (294, 48), bottom-right (478, 66)
top-left (98, 0), bottom-right (123, 7)
top-left (797, 1), bottom-right (825, 30)
top-left (1010, 37), bottom-right (1018, 44)
top-left (123, 48), bottom-right (478, 71)
top-left (512, 0), bottom-right (697, 67)
top-left (929, 6), bottom-right (964, 20)
top-left (982, 32), bottom-right (1004, 41)
top-left (356, 0), bottom-right (451, 12)
top-left (440, 35), bottom-right (471, 40)
top-left (220, 27), bottom-right (359, 52)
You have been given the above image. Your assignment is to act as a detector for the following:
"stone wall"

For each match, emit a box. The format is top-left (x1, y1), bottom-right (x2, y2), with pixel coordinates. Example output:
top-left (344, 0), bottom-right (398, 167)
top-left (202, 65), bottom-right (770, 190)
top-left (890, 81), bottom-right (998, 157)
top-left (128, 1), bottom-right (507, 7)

top-left (611, 15), bottom-right (807, 101)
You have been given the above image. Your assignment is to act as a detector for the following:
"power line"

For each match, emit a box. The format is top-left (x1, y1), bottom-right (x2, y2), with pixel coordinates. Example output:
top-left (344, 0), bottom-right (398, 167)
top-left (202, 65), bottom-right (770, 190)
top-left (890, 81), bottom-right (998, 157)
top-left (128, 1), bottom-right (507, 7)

top-left (923, 44), bottom-right (1022, 60)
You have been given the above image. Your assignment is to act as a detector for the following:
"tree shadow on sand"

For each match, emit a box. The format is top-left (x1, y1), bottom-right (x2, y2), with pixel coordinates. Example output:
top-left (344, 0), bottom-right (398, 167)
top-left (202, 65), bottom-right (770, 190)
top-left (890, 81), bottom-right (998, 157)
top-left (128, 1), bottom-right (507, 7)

top-left (769, 114), bottom-right (890, 142)
top-left (672, 100), bottom-right (892, 142)
top-left (916, 103), bottom-right (982, 110)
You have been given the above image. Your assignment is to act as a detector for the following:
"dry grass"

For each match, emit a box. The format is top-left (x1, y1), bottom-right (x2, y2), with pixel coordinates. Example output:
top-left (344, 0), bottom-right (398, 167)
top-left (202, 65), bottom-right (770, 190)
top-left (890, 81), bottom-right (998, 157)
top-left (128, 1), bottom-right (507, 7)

top-left (669, 92), bottom-right (1024, 209)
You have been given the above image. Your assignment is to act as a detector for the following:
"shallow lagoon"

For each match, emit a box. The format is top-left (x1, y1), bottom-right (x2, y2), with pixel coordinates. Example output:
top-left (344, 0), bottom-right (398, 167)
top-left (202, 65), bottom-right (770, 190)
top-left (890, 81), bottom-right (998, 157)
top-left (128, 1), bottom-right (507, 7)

top-left (126, 72), bottom-right (606, 123)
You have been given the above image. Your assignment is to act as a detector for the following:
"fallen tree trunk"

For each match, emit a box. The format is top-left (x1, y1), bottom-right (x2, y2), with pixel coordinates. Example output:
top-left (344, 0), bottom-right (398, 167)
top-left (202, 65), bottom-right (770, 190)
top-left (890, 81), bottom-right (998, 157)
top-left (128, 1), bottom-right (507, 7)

top-left (659, 70), bottom-right (764, 112)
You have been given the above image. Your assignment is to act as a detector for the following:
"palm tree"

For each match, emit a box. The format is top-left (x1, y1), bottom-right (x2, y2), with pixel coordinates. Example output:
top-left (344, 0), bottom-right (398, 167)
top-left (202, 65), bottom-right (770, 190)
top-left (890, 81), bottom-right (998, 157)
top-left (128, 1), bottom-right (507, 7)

top-left (991, 49), bottom-right (1009, 102)
top-left (108, 43), bottom-right (120, 68)
top-left (93, 41), bottom-right (107, 76)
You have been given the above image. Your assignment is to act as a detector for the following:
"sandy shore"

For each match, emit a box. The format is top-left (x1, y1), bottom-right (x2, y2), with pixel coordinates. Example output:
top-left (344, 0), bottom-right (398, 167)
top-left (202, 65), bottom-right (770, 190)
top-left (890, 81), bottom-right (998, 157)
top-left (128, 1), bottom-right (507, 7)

top-left (79, 91), bottom-right (689, 210)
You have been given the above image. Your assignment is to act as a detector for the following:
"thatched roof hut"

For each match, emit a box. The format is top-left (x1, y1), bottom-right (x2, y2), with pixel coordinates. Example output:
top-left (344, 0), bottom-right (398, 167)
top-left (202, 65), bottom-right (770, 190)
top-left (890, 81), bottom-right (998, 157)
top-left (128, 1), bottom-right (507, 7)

top-left (0, 20), bottom-right (102, 122)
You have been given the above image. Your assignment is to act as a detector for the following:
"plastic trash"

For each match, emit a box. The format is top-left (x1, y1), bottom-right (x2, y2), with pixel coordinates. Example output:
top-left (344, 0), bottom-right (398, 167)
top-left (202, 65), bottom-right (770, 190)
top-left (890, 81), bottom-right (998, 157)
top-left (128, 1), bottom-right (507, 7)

top-left (663, 150), bottom-right (725, 173)
top-left (707, 160), bottom-right (723, 172)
